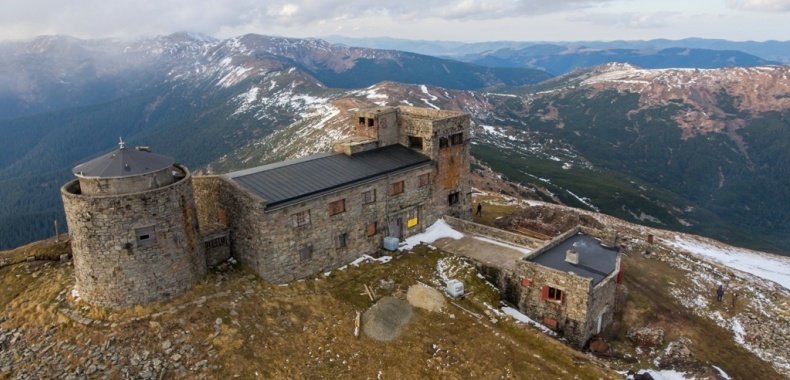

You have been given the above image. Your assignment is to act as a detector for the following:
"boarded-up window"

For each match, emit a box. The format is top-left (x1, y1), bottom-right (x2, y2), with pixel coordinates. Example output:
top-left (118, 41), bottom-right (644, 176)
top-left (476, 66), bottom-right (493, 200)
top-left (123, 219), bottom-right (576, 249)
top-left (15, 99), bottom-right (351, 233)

top-left (335, 232), bottom-right (348, 249)
top-left (541, 286), bottom-right (564, 303)
top-left (292, 209), bottom-right (311, 227)
top-left (408, 136), bottom-right (423, 149)
top-left (328, 199), bottom-right (346, 216)
top-left (135, 226), bottom-right (156, 248)
top-left (418, 173), bottom-right (430, 187)
top-left (299, 245), bottom-right (313, 262)
top-left (439, 137), bottom-right (449, 149)
top-left (362, 189), bottom-right (376, 204)
top-left (390, 181), bottom-right (404, 196)
top-left (366, 222), bottom-right (377, 237)
top-left (450, 132), bottom-right (464, 145)
top-left (448, 192), bottom-right (460, 205)
top-left (521, 278), bottom-right (531, 287)
top-left (543, 316), bottom-right (559, 330)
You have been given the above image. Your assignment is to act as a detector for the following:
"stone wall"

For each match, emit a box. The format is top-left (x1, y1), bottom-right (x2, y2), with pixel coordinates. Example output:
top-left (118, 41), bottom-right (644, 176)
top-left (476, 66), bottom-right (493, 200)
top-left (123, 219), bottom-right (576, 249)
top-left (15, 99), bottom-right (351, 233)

top-left (77, 166), bottom-right (179, 196)
top-left (444, 216), bottom-right (536, 248)
top-left (194, 164), bottom-right (439, 284)
top-left (61, 166), bottom-right (206, 308)
top-left (513, 254), bottom-right (620, 347)
top-left (515, 261), bottom-right (594, 347)
top-left (398, 108), bottom-right (472, 221)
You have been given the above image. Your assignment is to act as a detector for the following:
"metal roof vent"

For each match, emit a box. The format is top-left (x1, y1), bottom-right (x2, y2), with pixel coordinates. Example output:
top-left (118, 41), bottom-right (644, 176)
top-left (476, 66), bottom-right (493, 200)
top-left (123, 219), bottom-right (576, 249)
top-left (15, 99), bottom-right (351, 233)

top-left (565, 248), bottom-right (579, 265)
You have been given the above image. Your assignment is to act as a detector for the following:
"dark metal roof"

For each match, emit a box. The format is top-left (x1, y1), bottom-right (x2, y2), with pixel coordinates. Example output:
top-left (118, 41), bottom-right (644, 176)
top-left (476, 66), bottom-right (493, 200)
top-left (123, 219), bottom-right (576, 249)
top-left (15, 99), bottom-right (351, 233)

top-left (228, 144), bottom-right (431, 209)
top-left (73, 148), bottom-right (175, 178)
top-left (530, 233), bottom-right (618, 286)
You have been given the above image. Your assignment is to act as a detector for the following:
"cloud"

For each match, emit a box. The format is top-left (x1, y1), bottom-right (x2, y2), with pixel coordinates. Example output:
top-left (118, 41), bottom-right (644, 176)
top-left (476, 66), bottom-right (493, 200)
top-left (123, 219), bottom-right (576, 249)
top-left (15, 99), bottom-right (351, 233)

top-left (0, 0), bottom-right (616, 40)
top-left (726, 0), bottom-right (790, 12)
top-left (568, 11), bottom-right (680, 29)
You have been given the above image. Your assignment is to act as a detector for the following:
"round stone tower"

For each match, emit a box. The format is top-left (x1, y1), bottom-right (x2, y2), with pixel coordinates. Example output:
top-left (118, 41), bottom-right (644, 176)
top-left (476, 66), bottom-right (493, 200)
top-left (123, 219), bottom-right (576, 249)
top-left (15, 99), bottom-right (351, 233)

top-left (61, 140), bottom-right (206, 308)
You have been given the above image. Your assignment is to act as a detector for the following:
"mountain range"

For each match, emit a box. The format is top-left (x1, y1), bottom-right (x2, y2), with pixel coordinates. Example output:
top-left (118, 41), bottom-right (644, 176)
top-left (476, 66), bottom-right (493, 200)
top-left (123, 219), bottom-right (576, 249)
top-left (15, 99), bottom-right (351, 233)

top-left (0, 33), bottom-right (788, 255)
top-left (325, 36), bottom-right (790, 64)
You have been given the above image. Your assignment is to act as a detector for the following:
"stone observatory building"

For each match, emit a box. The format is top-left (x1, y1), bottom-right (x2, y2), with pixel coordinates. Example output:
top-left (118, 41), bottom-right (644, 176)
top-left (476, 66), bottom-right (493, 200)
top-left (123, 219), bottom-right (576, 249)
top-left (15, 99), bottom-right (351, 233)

top-left (61, 141), bottom-right (207, 308)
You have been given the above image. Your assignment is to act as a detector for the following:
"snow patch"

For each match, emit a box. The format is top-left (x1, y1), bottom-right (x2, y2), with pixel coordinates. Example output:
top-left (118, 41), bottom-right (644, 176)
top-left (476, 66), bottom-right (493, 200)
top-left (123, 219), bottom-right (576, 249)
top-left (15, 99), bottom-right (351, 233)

top-left (667, 236), bottom-right (790, 290)
top-left (501, 306), bottom-right (557, 336)
top-left (400, 219), bottom-right (464, 251)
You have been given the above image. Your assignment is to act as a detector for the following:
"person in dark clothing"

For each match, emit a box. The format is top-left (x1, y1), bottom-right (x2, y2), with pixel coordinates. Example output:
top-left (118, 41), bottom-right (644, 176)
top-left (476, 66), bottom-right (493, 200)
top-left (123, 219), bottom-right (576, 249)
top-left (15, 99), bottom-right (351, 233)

top-left (476, 203), bottom-right (482, 216)
top-left (716, 284), bottom-right (724, 302)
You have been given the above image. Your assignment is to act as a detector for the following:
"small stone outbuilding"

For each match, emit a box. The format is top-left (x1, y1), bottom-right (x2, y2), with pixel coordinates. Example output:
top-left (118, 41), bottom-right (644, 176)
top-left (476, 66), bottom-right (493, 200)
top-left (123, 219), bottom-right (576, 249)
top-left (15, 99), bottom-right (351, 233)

top-left (516, 227), bottom-right (622, 347)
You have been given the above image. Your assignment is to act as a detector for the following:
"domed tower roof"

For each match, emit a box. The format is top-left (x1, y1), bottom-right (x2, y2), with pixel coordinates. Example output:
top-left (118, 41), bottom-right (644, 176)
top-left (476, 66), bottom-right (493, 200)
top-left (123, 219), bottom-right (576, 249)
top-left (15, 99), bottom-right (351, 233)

top-left (72, 139), bottom-right (175, 178)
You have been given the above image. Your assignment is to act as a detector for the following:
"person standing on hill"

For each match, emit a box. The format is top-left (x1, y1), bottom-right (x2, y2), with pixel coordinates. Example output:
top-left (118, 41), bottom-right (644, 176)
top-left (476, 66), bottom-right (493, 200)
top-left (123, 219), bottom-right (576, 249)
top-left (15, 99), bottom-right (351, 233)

top-left (476, 203), bottom-right (482, 216)
top-left (716, 284), bottom-right (724, 302)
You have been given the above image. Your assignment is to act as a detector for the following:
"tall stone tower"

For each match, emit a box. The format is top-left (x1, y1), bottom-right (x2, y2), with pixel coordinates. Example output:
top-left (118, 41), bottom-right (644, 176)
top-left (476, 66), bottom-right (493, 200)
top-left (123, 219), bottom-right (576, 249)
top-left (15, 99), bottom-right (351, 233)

top-left (61, 141), bottom-right (206, 308)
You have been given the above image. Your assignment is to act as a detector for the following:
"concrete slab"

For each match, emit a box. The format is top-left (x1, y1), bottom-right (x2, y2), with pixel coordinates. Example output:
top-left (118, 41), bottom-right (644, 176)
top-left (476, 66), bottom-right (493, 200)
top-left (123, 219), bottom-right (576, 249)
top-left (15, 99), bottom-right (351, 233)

top-left (434, 235), bottom-right (528, 272)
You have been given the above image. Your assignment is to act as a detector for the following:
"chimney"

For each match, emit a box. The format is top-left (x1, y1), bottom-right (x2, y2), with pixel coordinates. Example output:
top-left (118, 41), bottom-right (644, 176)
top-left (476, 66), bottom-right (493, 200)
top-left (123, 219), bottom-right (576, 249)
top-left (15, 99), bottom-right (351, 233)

top-left (565, 248), bottom-right (579, 265)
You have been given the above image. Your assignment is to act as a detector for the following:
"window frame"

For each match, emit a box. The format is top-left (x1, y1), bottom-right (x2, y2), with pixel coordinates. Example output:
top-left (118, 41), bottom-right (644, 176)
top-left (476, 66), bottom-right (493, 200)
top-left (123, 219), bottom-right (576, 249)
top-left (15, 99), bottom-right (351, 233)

top-left (448, 191), bottom-right (460, 205)
top-left (292, 209), bottom-right (311, 227)
top-left (362, 188), bottom-right (376, 205)
top-left (328, 199), bottom-right (346, 216)
top-left (418, 173), bottom-right (430, 187)
top-left (450, 132), bottom-right (464, 145)
top-left (366, 222), bottom-right (377, 237)
top-left (335, 232), bottom-right (348, 249)
top-left (390, 180), bottom-right (404, 196)
top-left (299, 244), bottom-right (313, 262)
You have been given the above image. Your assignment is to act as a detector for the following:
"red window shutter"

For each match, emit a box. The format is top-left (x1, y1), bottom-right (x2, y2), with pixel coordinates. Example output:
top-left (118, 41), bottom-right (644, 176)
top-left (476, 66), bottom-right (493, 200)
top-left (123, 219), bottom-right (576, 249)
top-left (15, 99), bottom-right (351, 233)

top-left (540, 286), bottom-right (549, 300)
top-left (521, 278), bottom-right (531, 287)
top-left (616, 263), bottom-right (625, 284)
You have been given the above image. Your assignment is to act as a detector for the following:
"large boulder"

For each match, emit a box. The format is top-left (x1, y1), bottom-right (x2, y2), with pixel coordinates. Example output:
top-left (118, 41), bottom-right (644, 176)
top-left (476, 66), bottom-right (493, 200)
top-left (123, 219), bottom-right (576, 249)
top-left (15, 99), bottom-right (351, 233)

top-left (362, 297), bottom-right (414, 342)
top-left (406, 284), bottom-right (446, 313)
top-left (627, 326), bottom-right (665, 348)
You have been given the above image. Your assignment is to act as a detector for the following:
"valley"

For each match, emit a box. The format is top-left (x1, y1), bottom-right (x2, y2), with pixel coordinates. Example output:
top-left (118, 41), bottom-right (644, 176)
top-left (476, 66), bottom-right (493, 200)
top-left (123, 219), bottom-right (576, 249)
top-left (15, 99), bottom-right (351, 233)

top-left (0, 33), bottom-right (788, 258)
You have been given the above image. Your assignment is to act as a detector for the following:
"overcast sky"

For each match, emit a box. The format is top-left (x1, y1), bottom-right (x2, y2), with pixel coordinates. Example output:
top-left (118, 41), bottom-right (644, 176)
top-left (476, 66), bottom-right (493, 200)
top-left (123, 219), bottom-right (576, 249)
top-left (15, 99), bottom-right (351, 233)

top-left (1, 0), bottom-right (789, 42)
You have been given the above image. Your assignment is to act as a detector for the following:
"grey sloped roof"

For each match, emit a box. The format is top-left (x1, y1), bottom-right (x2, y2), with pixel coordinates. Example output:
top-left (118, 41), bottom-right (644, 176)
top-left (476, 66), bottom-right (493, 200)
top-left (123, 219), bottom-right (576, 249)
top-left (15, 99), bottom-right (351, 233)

top-left (73, 148), bottom-right (175, 178)
top-left (228, 144), bottom-right (431, 209)
top-left (530, 233), bottom-right (618, 286)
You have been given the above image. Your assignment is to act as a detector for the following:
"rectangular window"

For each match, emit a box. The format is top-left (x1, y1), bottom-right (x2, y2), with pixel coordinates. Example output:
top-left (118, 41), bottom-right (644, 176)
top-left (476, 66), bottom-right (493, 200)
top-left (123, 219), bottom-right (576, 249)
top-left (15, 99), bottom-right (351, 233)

top-left (299, 245), bottom-right (313, 262)
top-left (135, 226), bottom-right (157, 248)
top-left (450, 132), bottom-right (464, 145)
top-left (390, 181), bottom-right (404, 196)
top-left (448, 192), bottom-right (460, 205)
top-left (335, 232), bottom-right (348, 249)
top-left (362, 188), bottom-right (376, 204)
top-left (418, 173), bottom-right (430, 187)
top-left (366, 222), bottom-right (377, 237)
top-left (328, 199), bottom-right (346, 216)
top-left (408, 136), bottom-right (423, 150)
top-left (439, 137), bottom-right (449, 149)
top-left (367, 118), bottom-right (375, 127)
top-left (358, 117), bottom-right (365, 126)
top-left (541, 286), bottom-right (564, 303)
top-left (292, 209), bottom-right (311, 227)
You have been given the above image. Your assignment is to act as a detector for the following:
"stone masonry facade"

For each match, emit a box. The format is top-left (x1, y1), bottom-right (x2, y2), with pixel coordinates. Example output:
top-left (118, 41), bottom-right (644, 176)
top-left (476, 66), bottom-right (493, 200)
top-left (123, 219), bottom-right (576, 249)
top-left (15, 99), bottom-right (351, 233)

top-left (516, 227), bottom-right (621, 347)
top-left (61, 165), bottom-right (206, 308)
top-left (194, 106), bottom-right (473, 284)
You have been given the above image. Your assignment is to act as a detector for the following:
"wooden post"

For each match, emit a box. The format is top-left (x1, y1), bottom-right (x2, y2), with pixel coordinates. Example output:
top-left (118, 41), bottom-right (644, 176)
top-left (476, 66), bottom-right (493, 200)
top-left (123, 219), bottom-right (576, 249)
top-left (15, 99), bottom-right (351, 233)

top-left (354, 311), bottom-right (361, 338)
top-left (54, 220), bottom-right (59, 242)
